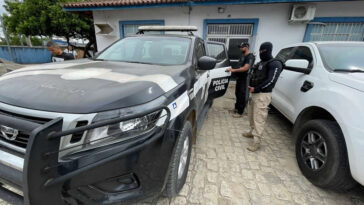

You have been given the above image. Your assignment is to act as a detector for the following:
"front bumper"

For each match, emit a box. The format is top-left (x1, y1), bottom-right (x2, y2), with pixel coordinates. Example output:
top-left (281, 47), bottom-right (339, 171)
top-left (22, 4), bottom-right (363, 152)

top-left (0, 106), bottom-right (175, 205)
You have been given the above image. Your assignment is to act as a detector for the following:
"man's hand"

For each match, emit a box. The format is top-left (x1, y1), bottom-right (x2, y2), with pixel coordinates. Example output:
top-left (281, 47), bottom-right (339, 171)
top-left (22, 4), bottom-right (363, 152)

top-left (226, 67), bottom-right (234, 72)
top-left (248, 86), bottom-right (255, 93)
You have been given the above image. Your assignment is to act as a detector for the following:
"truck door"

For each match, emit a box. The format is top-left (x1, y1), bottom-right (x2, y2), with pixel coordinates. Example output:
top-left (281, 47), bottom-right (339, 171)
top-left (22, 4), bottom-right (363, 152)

top-left (273, 46), bottom-right (316, 120)
top-left (206, 42), bottom-right (231, 99)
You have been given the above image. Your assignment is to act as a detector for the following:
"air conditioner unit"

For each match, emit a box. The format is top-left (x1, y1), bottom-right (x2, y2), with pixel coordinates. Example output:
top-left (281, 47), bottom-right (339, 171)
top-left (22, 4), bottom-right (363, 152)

top-left (289, 4), bottom-right (316, 23)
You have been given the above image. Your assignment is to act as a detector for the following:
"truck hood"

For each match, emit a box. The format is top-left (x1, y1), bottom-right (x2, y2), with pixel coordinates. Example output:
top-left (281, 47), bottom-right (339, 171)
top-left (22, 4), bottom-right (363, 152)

top-left (0, 59), bottom-right (187, 114)
top-left (329, 72), bottom-right (364, 92)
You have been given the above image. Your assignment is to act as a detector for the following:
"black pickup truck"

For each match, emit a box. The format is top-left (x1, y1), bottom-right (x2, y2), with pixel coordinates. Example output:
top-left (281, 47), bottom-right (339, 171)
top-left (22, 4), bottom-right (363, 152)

top-left (0, 26), bottom-right (231, 205)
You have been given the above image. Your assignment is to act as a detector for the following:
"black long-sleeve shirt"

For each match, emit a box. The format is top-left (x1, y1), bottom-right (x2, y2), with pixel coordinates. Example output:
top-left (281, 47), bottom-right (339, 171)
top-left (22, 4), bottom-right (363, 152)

top-left (254, 60), bottom-right (283, 93)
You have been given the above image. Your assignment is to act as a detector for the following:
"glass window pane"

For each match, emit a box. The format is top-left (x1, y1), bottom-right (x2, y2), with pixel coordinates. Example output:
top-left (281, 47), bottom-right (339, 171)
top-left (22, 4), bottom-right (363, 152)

top-left (207, 43), bottom-right (226, 61)
top-left (291, 46), bottom-right (313, 68)
top-left (276, 47), bottom-right (295, 63)
top-left (350, 34), bottom-right (363, 41)
top-left (309, 22), bottom-right (364, 42)
top-left (310, 34), bottom-right (321, 41)
top-left (123, 24), bottom-right (163, 37)
top-left (124, 25), bottom-right (139, 36)
top-left (207, 38), bottom-right (227, 44)
top-left (195, 41), bottom-right (206, 61)
top-left (311, 25), bottom-right (323, 34)
top-left (98, 37), bottom-right (191, 65)
top-left (318, 44), bottom-right (364, 71)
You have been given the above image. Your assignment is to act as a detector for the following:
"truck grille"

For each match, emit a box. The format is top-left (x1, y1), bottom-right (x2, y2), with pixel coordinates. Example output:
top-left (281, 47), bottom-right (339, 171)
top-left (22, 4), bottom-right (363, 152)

top-left (0, 109), bottom-right (52, 151)
top-left (0, 132), bottom-right (30, 149)
top-left (0, 109), bottom-right (51, 124)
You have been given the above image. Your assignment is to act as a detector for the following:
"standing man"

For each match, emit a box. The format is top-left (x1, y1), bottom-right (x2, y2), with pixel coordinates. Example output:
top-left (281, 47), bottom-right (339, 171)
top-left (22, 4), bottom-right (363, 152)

top-left (47, 41), bottom-right (75, 62)
top-left (227, 42), bottom-right (255, 118)
top-left (243, 42), bottom-right (283, 152)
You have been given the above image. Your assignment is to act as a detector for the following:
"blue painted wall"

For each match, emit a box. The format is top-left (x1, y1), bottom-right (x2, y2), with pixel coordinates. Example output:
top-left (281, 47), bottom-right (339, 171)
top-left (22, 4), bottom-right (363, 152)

top-left (0, 46), bottom-right (51, 64)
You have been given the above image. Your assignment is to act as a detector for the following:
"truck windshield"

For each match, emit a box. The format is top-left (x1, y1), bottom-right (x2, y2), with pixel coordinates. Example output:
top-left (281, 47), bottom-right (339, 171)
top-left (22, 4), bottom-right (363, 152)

top-left (97, 37), bottom-right (191, 65)
top-left (318, 44), bottom-right (364, 72)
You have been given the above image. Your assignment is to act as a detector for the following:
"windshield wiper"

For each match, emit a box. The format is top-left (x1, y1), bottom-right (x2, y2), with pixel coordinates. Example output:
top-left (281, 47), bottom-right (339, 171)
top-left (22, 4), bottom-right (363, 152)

top-left (333, 69), bottom-right (364, 73)
top-left (92, 58), bottom-right (104, 61)
top-left (124, 61), bottom-right (154, 65)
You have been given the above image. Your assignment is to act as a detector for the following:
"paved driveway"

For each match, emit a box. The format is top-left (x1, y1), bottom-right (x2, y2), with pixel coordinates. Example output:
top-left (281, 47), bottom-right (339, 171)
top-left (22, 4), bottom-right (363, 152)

top-left (139, 84), bottom-right (364, 205)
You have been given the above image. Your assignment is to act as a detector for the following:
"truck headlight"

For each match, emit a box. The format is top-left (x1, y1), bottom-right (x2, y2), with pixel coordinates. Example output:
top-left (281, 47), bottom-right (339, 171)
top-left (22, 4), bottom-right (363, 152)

top-left (84, 109), bottom-right (164, 147)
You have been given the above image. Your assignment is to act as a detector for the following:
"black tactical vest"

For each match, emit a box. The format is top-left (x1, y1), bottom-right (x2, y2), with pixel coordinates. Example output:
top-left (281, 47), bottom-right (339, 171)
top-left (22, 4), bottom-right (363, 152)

top-left (250, 59), bottom-right (282, 87)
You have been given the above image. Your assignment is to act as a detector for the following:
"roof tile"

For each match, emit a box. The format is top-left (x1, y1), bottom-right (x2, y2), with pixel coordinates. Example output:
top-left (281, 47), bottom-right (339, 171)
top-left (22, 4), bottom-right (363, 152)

top-left (63, 0), bottom-right (189, 8)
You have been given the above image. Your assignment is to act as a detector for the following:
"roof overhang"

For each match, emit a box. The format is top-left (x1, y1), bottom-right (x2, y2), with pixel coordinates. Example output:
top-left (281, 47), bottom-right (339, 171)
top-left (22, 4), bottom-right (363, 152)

top-left (63, 0), bottom-right (354, 12)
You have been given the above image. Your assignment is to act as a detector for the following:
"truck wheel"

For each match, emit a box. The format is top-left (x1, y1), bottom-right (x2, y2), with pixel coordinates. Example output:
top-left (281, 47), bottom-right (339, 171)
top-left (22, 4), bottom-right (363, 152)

top-left (164, 121), bottom-right (193, 197)
top-left (295, 120), bottom-right (356, 191)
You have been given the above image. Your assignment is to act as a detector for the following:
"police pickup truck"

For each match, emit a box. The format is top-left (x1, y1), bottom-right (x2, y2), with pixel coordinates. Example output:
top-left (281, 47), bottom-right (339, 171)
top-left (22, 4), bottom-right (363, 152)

top-left (0, 26), bottom-right (231, 204)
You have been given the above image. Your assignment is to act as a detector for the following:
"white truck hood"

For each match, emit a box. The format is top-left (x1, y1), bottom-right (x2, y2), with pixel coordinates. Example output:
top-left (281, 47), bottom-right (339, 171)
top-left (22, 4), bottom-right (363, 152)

top-left (329, 72), bottom-right (364, 92)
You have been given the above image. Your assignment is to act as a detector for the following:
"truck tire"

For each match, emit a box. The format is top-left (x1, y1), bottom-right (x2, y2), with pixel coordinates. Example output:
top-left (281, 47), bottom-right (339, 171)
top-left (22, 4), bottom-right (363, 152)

top-left (295, 120), bottom-right (357, 191)
top-left (164, 121), bottom-right (193, 197)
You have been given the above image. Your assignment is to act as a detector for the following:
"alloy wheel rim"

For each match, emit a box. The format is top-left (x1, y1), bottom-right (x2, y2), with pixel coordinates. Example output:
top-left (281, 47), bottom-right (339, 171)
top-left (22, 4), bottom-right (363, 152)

top-left (300, 131), bottom-right (328, 171)
top-left (178, 137), bottom-right (189, 180)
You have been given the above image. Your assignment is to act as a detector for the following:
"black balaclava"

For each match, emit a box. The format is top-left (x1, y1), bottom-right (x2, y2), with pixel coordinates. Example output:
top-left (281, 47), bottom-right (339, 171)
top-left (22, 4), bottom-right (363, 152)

top-left (259, 42), bottom-right (273, 62)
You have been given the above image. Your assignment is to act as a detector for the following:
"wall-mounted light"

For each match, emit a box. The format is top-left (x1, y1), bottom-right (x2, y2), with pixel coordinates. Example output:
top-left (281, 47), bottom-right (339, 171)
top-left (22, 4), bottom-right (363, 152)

top-left (218, 7), bottom-right (225, 13)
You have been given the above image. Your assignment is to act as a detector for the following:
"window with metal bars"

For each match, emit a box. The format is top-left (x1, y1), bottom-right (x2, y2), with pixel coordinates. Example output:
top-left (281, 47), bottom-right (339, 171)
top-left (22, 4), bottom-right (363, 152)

top-left (309, 22), bottom-right (364, 41)
top-left (206, 23), bottom-right (253, 60)
top-left (119, 20), bottom-right (164, 38)
top-left (123, 24), bottom-right (163, 37)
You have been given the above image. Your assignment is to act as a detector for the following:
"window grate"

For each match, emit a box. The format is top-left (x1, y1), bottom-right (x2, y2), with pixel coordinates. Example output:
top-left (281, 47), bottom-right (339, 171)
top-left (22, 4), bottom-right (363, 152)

top-left (207, 38), bottom-right (227, 44)
top-left (207, 23), bottom-right (253, 60)
top-left (309, 22), bottom-right (364, 41)
top-left (207, 24), bottom-right (253, 36)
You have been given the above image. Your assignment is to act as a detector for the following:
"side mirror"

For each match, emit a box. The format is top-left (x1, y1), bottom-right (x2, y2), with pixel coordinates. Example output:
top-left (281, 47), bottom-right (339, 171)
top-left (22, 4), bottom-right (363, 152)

top-left (285, 59), bottom-right (309, 69)
top-left (198, 56), bottom-right (216, 70)
top-left (285, 59), bottom-right (311, 74)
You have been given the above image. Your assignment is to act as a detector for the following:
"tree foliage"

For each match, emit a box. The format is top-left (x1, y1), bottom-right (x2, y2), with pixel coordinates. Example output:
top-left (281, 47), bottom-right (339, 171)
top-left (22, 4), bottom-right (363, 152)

top-left (2, 0), bottom-right (96, 55)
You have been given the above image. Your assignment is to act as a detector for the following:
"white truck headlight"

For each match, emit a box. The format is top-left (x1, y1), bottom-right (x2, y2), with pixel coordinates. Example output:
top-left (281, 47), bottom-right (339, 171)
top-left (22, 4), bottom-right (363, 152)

top-left (84, 110), bottom-right (164, 147)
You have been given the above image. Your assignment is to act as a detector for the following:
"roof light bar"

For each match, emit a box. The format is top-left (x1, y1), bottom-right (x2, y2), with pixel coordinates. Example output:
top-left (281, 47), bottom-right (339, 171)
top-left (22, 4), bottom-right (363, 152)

top-left (138, 26), bottom-right (198, 32)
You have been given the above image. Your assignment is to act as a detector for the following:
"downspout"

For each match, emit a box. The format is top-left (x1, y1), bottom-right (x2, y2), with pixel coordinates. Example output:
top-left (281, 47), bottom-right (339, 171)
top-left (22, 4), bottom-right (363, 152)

top-left (188, 1), bottom-right (193, 25)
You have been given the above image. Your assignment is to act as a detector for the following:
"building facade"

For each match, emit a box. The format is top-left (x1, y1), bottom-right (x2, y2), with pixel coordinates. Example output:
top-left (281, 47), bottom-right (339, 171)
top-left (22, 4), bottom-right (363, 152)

top-left (64, 0), bottom-right (364, 59)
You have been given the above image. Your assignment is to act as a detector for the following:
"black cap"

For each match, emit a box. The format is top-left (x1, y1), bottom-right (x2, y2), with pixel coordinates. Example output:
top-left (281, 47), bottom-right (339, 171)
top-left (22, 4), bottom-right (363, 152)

top-left (238, 42), bottom-right (249, 48)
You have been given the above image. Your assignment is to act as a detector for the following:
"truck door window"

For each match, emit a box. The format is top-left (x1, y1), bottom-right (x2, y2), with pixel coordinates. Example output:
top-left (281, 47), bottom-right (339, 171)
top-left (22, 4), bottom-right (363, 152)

top-left (207, 43), bottom-right (226, 62)
top-left (276, 47), bottom-right (295, 63)
top-left (194, 40), bottom-right (206, 68)
top-left (196, 41), bottom-right (206, 60)
top-left (291, 46), bottom-right (314, 69)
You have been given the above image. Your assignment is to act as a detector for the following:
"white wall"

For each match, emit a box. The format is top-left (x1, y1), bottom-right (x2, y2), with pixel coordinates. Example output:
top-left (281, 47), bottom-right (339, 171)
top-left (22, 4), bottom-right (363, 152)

top-left (93, 1), bottom-right (364, 56)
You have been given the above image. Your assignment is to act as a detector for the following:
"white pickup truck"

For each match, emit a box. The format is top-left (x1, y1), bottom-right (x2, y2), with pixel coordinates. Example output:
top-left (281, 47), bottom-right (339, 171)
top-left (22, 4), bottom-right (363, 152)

top-left (272, 41), bottom-right (364, 191)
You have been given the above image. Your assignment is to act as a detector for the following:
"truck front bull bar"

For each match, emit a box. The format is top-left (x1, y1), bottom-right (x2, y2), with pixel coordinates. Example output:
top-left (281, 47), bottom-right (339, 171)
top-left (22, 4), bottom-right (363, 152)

top-left (0, 106), bottom-right (170, 205)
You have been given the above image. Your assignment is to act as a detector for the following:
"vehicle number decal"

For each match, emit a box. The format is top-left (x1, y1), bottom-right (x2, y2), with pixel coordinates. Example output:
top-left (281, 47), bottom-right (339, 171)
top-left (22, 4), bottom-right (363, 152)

top-left (168, 91), bottom-right (190, 120)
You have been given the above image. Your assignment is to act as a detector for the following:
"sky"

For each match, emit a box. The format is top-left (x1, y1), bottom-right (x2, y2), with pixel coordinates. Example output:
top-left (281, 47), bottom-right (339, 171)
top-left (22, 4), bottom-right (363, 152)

top-left (0, 1), bottom-right (4, 15)
top-left (0, 0), bottom-right (6, 38)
